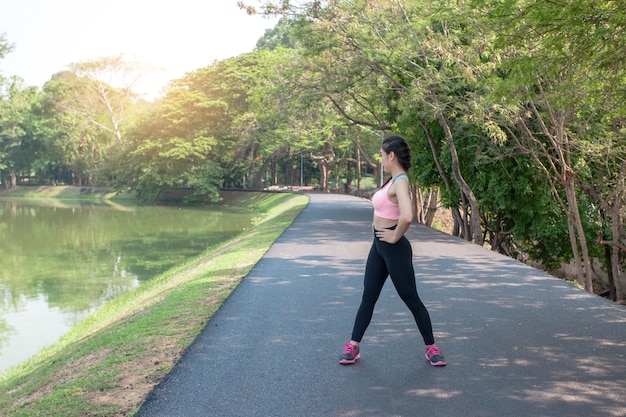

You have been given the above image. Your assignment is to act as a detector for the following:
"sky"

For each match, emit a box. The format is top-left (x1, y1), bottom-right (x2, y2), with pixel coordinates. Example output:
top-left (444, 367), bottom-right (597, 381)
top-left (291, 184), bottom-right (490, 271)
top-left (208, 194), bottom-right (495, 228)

top-left (0, 0), bottom-right (279, 99)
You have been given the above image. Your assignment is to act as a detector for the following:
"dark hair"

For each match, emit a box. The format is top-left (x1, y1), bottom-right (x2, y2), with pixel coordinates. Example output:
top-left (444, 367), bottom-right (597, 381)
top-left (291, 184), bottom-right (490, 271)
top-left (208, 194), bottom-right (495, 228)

top-left (382, 135), bottom-right (411, 171)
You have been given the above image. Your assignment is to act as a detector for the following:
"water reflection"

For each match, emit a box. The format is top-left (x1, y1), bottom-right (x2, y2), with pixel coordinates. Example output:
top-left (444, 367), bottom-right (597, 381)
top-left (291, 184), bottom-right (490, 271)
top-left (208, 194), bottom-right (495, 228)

top-left (0, 198), bottom-right (254, 375)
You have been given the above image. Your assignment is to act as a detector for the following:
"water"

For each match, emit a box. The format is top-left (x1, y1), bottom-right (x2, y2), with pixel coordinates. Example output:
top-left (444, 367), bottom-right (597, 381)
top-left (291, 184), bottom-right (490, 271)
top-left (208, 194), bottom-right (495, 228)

top-left (0, 197), bottom-right (255, 375)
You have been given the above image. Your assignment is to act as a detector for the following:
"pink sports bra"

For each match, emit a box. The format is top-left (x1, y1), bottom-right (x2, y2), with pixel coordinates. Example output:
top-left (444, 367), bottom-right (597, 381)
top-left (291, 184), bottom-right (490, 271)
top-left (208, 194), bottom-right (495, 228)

top-left (372, 174), bottom-right (408, 220)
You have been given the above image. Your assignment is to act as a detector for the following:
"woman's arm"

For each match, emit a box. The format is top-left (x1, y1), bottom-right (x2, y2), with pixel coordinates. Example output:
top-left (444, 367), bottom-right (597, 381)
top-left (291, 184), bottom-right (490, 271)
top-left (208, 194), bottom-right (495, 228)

top-left (389, 177), bottom-right (413, 243)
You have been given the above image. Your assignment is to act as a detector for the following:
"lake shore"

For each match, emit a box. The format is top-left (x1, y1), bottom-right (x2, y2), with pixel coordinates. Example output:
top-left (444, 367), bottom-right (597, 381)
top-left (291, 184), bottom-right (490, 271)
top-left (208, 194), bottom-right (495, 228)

top-left (0, 187), bottom-right (309, 417)
top-left (0, 185), bottom-right (131, 200)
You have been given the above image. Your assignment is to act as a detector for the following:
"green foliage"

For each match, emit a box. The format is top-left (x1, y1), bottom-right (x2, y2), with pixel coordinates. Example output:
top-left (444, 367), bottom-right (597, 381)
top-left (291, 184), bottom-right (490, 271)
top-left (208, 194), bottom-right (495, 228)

top-left (0, 78), bottom-right (40, 185)
top-left (255, 16), bottom-right (302, 50)
top-left (0, 32), bottom-right (14, 61)
top-left (3, 0), bottom-right (626, 292)
top-left (121, 56), bottom-right (256, 200)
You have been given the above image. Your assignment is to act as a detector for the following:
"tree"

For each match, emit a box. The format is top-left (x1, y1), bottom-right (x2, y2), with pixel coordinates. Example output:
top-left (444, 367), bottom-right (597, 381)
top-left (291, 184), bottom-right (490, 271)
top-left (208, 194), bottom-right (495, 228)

top-left (0, 32), bottom-right (14, 62)
top-left (0, 78), bottom-right (38, 188)
top-left (245, 1), bottom-right (492, 243)
top-left (39, 72), bottom-right (107, 185)
top-left (124, 55), bottom-right (256, 200)
top-left (474, 0), bottom-right (626, 293)
top-left (227, 49), bottom-right (296, 190)
top-left (67, 56), bottom-right (144, 145)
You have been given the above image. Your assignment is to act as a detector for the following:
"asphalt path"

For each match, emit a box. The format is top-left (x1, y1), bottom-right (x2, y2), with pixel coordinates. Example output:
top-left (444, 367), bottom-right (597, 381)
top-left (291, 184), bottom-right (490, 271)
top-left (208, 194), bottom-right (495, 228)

top-left (136, 193), bottom-right (626, 417)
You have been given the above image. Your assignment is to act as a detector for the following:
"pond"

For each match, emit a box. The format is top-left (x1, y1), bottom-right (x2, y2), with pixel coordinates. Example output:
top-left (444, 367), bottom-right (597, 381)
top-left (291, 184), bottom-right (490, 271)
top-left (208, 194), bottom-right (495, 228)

top-left (0, 197), bottom-right (255, 375)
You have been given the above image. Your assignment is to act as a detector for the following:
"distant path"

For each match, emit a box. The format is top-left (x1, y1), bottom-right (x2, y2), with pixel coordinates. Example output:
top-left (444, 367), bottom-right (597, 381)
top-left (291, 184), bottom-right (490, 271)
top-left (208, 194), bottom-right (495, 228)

top-left (137, 193), bottom-right (626, 417)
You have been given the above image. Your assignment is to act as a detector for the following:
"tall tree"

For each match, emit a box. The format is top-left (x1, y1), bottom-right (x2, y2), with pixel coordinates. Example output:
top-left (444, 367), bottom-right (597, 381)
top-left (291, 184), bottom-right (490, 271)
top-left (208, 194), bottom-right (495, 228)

top-left (124, 55), bottom-right (255, 200)
top-left (39, 72), bottom-right (108, 185)
top-left (0, 78), bottom-right (38, 188)
top-left (474, 0), bottom-right (626, 293)
top-left (243, 0), bottom-right (489, 243)
top-left (67, 56), bottom-right (142, 146)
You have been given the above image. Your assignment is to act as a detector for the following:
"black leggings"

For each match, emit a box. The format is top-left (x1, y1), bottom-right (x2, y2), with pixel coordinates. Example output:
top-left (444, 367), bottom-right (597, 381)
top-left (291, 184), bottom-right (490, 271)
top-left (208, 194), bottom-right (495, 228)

top-left (351, 229), bottom-right (435, 346)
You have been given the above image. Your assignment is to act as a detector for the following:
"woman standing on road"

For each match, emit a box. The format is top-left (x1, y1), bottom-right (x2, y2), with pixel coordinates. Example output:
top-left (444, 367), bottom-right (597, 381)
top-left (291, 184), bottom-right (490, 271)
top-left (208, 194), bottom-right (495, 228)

top-left (339, 135), bottom-right (446, 367)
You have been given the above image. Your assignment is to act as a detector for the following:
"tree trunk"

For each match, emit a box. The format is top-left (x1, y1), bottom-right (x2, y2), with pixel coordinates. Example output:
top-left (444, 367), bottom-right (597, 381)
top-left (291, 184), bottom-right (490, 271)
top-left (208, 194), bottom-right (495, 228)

top-left (311, 141), bottom-right (335, 192)
top-left (446, 127), bottom-right (483, 246)
top-left (580, 161), bottom-right (626, 300)
top-left (412, 185), bottom-right (422, 223)
top-left (411, 187), bottom-right (438, 227)
top-left (424, 189), bottom-right (439, 227)
top-left (9, 171), bottom-right (17, 189)
top-left (356, 143), bottom-right (362, 196)
top-left (609, 200), bottom-right (624, 302)
top-left (603, 243), bottom-right (616, 301)
top-left (271, 159), bottom-right (278, 186)
top-left (564, 177), bottom-right (594, 291)
top-left (438, 113), bottom-right (483, 245)
top-left (611, 242), bottom-right (624, 303)
top-left (318, 161), bottom-right (330, 192)
top-left (451, 207), bottom-right (464, 238)
top-left (252, 158), bottom-right (272, 189)
top-left (420, 121), bottom-right (465, 235)
top-left (610, 162), bottom-right (626, 302)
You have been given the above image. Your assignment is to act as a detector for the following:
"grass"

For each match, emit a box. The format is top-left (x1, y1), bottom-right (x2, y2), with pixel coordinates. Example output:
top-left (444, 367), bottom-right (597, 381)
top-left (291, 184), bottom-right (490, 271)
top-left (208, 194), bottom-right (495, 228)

top-left (0, 185), bottom-right (134, 200)
top-left (0, 190), bottom-right (309, 417)
top-left (326, 176), bottom-right (378, 191)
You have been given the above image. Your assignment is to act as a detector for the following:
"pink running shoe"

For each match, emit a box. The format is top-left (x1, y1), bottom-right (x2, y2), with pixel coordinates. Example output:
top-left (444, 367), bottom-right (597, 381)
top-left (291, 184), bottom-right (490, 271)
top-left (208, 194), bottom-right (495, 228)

top-left (425, 345), bottom-right (446, 366)
top-left (339, 342), bottom-right (360, 365)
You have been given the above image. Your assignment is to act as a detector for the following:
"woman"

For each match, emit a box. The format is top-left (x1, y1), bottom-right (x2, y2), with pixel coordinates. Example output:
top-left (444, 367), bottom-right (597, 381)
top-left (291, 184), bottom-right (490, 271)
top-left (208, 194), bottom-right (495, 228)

top-left (339, 135), bottom-right (446, 366)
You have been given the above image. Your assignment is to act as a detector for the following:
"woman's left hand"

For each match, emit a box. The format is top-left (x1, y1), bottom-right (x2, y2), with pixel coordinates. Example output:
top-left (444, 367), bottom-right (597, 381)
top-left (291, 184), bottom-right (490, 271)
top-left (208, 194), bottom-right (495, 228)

top-left (376, 229), bottom-right (397, 244)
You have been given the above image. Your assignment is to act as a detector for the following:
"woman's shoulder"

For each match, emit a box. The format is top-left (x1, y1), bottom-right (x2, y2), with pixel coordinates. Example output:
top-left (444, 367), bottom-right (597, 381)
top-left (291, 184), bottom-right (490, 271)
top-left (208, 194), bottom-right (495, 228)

top-left (392, 173), bottom-right (409, 183)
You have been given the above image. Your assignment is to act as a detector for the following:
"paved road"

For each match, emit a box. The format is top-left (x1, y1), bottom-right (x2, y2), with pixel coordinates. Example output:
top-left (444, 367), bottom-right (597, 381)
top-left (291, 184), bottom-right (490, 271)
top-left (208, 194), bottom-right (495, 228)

top-left (136, 193), bottom-right (626, 417)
